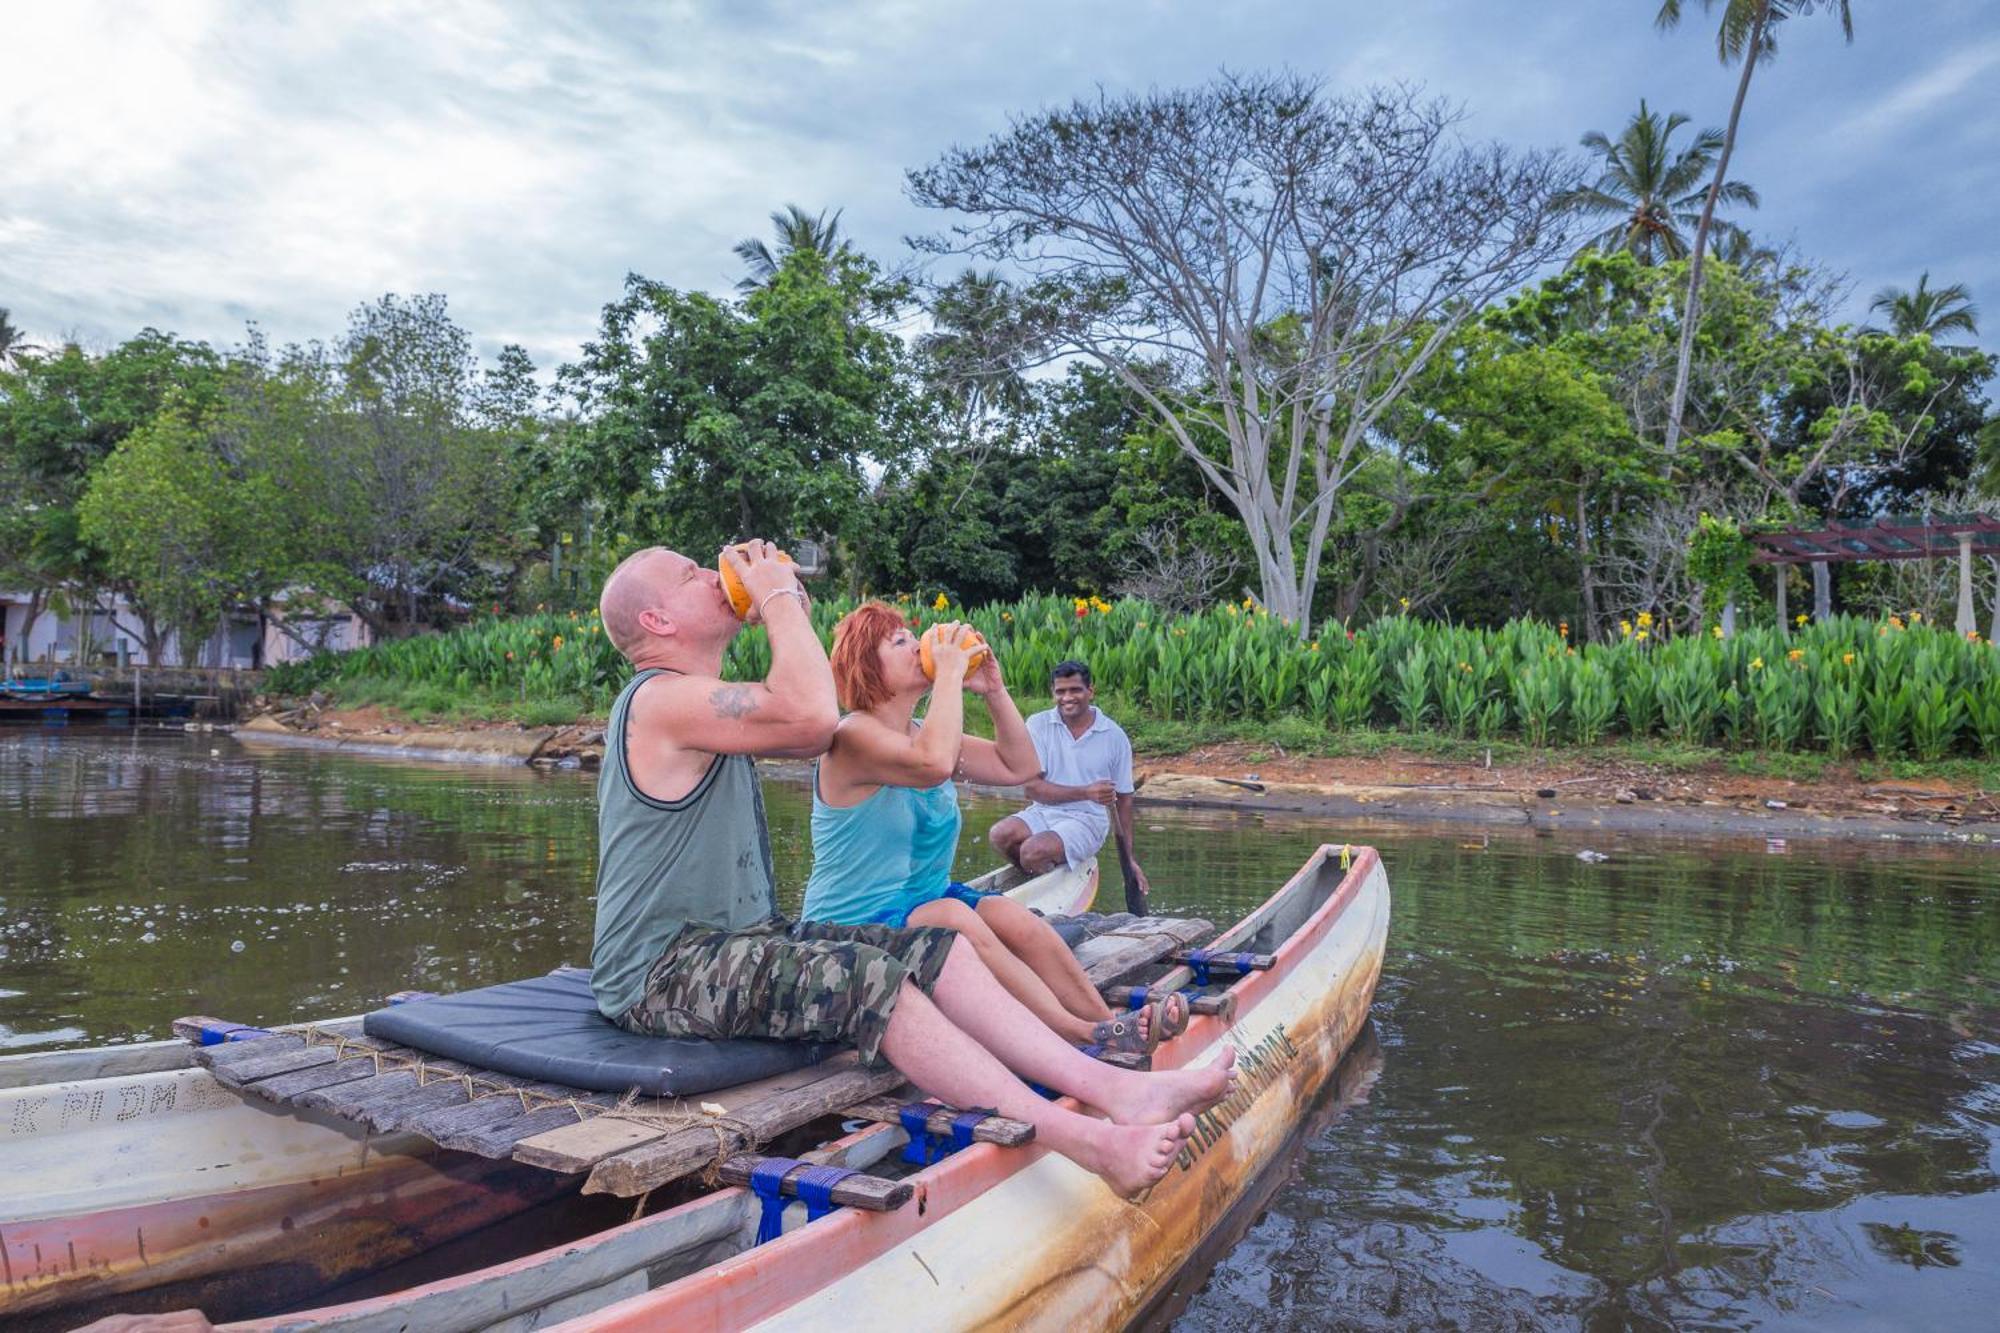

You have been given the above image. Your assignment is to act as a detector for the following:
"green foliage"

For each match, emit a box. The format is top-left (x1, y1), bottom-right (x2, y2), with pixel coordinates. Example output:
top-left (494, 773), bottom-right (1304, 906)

top-left (556, 246), bottom-right (909, 567)
top-left (1687, 513), bottom-right (1756, 606)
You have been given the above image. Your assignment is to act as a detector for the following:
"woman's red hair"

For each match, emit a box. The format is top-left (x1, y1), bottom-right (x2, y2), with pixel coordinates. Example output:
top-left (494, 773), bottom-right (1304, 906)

top-left (829, 600), bottom-right (911, 712)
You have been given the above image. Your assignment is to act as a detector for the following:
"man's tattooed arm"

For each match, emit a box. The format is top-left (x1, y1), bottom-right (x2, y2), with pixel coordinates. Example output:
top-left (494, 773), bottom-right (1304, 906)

top-left (709, 685), bottom-right (757, 720)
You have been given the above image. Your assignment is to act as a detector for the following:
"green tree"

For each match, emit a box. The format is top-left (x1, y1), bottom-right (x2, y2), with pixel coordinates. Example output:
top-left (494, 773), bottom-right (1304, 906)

top-left (560, 246), bottom-right (912, 566)
top-left (1557, 100), bottom-right (1758, 263)
top-left (1869, 272), bottom-right (1980, 341)
top-left (0, 330), bottom-right (226, 655)
top-left (0, 308), bottom-right (37, 369)
top-left (318, 294), bottom-right (531, 636)
top-left (733, 205), bottom-right (847, 293)
top-left (1656, 0), bottom-right (1856, 457)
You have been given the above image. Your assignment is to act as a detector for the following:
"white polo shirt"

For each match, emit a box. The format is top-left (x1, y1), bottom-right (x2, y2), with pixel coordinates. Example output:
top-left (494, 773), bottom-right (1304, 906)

top-left (1024, 706), bottom-right (1134, 838)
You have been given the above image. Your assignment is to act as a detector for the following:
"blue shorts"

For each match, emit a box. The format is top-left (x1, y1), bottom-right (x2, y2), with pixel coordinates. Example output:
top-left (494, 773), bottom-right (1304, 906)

top-left (869, 881), bottom-right (997, 929)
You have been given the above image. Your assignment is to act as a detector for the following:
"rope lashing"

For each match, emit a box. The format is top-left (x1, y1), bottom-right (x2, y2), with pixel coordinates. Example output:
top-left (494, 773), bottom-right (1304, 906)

top-left (1125, 985), bottom-right (1149, 1011)
top-left (792, 1164), bottom-right (858, 1222)
top-left (751, 1158), bottom-right (796, 1244)
top-left (899, 1101), bottom-right (947, 1165)
top-left (750, 1159), bottom-right (861, 1244)
top-left (898, 1101), bottom-right (993, 1164)
top-left (1186, 950), bottom-right (1213, 987)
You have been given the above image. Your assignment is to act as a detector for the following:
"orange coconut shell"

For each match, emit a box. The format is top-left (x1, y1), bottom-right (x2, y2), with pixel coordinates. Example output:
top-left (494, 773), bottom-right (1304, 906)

top-left (718, 547), bottom-right (795, 619)
top-left (920, 624), bottom-right (989, 680)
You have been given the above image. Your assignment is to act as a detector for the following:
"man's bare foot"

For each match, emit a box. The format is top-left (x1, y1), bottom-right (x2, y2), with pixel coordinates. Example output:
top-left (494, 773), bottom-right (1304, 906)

top-left (1077, 1113), bottom-right (1196, 1197)
top-left (1102, 1046), bottom-right (1237, 1125)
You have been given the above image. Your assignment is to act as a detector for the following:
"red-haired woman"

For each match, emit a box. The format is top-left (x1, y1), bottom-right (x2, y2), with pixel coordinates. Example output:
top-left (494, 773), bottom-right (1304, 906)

top-left (802, 602), bottom-right (1184, 1053)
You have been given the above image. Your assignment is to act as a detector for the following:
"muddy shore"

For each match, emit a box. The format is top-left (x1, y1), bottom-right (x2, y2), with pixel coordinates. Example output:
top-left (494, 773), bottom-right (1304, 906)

top-left (230, 708), bottom-right (2000, 846)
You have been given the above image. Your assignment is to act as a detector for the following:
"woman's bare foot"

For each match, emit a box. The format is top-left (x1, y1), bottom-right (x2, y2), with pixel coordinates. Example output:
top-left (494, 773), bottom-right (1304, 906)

top-left (1101, 1046), bottom-right (1237, 1125)
top-left (1075, 1113), bottom-right (1196, 1197)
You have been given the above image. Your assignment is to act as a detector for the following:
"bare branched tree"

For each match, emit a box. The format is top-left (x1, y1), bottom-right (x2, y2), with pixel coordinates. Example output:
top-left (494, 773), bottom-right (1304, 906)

top-left (1363, 514), bottom-right (1481, 619)
top-left (1112, 521), bottom-right (1240, 614)
top-left (908, 73), bottom-right (1579, 631)
top-left (1597, 479), bottom-right (1749, 630)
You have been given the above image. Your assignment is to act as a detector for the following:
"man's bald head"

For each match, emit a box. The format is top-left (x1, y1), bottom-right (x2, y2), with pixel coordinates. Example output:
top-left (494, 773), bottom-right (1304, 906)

top-left (599, 547), bottom-right (675, 660)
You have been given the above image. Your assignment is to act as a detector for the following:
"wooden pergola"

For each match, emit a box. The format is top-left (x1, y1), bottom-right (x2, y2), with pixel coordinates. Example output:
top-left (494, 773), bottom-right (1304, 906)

top-left (1749, 514), bottom-right (2000, 636)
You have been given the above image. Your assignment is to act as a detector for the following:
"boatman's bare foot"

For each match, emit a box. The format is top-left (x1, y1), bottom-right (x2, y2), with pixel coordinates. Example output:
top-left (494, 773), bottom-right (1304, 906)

top-left (1080, 1113), bottom-right (1195, 1198)
top-left (1103, 1046), bottom-right (1237, 1125)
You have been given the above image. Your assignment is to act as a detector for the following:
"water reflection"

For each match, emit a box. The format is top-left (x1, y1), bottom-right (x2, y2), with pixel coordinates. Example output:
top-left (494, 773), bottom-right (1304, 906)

top-left (1, 730), bottom-right (1995, 1328)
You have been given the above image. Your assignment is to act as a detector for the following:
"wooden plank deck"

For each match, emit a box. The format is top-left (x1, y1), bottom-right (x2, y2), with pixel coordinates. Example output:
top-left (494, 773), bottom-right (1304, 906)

top-left (189, 912), bottom-right (1216, 1198)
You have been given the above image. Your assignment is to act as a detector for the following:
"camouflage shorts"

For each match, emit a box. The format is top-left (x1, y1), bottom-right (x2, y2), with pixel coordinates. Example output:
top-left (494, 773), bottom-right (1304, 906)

top-left (617, 917), bottom-right (958, 1067)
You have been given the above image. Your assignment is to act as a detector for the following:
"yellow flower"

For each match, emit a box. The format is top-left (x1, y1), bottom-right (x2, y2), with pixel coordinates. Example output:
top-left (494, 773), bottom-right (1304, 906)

top-left (1888, 614), bottom-right (1904, 630)
top-left (1619, 619), bottom-right (1633, 637)
top-left (1712, 624), bottom-right (1724, 639)
top-left (1969, 630), bottom-right (1983, 643)
top-left (1073, 597), bottom-right (1089, 613)
top-left (1787, 648), bottom-right (1804, 662)
top-left (552, 634), bottom-right (564, 650)
top-left (1242, 596), bottom-right (1255, 610)
top-left (1749, 657), bottom-right (1764, 670)
top-left (1910, 611), bottom-right (1923, 623)
top-left (1398, 597), bottom-right (1411, 611)
top-left (1459, 661), bottom-right (1472, 672)
top-left (1841, 652), bottom-right (1855, 665)
top-left (1794, 613), bottom-right (1808, 627)
top-left (1001, 611), bottom-right (1012, 622)
top-left (1635, 629), bottom-right (1649, 642)
top-left (1559, 621), bottom-right (1570, 638)
top-left (1310, 641), bottom-right (1320, 651)
top-left (934, 592), bottom-right (950, 611)
top-left (1637, 611), bottom-right (1655, 629)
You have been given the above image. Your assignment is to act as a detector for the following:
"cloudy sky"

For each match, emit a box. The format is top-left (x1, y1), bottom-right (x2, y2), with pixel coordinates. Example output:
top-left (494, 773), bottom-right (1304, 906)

top-left (4, 0), bottom-right (1996, 371)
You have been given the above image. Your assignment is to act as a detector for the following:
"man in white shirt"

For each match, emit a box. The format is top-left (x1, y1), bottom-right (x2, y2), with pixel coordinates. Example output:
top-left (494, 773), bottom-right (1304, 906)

top-left (989, 659), bottom-right (1151, 914)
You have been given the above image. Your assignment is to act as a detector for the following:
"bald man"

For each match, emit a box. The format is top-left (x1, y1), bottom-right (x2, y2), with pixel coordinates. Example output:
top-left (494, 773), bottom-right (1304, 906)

top-left (591, 543), bottom-right (1234, 1197)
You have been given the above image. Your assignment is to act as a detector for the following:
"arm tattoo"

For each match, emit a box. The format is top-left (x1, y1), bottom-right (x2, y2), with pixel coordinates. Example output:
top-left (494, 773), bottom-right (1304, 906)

top-left (709, 685), bottom-right (757, 720)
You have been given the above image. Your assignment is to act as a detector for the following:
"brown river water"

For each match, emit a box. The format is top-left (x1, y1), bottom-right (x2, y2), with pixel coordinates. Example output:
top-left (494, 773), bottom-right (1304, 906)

top-left (1, 728), bottom-right (1996, 1330)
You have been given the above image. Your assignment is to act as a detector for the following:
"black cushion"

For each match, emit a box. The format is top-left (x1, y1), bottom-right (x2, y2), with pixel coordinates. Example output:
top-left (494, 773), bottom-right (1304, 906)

top-left (362, 968), bottom-right (836, 1097)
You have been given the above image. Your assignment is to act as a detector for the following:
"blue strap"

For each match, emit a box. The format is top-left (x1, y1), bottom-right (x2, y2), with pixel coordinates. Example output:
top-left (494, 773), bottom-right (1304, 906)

top-left (1186, 949), bottom-right (1212, 987)
top-left (1079, 1043), bottom-right (1104, 1059)
top-left (1234, 951), bottom-right (1260, 973)
top-left (899, 1101), bottom-right (944, 1165)
top-left (750, 1158), bottom-right (796, 1244)
top-left (792, 1164), bottom-right (856, 1221)
top-left (1026, 1080), bottom-right (1059, 1100)
top-left (949, 1109), bottom-right (988, 1153)
top-left (1125, 985), bottom-right (1149, 1012)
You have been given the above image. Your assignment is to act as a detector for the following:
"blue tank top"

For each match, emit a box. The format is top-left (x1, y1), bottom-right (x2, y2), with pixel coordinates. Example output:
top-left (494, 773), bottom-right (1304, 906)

top-left (802, 766), bottom-right (962, 926)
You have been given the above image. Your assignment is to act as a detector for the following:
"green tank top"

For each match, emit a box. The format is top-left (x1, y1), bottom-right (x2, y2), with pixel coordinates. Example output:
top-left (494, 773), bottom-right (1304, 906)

top-left (591, 668), bottom-right (777, 1019)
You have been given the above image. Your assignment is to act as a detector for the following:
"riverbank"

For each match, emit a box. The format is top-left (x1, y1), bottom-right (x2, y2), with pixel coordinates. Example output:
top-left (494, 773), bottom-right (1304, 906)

top-left (233, 706), bottom-right (2000, 843)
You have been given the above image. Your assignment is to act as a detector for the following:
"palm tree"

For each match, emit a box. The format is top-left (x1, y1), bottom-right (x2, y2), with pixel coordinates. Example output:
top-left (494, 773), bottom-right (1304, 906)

top-left (1869, 272), bottom-right (1979, 340)
top-left (733, 205), bottom-right (846, 293)
top-left (0, 307), bottom-right (37, 370)
top-left (1655, 0), bottom-right (1855, 456)
top-left (1558, 101), bottom-right (1758, 264)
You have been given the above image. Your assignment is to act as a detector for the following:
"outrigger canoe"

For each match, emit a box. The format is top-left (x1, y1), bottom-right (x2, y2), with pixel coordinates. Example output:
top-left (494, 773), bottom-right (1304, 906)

top-left (0, 860), bottom-right (1100, 1331)
top-left (210, 843), bottom-right (1386, 1333)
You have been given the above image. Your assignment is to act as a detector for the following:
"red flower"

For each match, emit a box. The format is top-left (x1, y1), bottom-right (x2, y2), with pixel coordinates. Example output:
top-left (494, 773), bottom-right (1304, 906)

top-left (1075, 606), bottom-right (1088, 619)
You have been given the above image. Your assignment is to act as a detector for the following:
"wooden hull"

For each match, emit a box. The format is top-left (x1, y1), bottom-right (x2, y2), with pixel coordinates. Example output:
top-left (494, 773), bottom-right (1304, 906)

top-left (0, 1046), bottom-right (568, 1332)
top-left (235, 847), bottom-right (1383, 1333)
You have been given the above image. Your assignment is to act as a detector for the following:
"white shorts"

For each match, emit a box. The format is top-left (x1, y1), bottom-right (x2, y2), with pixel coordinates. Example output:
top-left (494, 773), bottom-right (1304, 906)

top-left (1010, 805), bottom-right (1107, 869)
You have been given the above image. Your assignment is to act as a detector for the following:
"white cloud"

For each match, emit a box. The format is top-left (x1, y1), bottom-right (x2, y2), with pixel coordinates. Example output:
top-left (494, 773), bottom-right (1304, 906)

top-left (1, 0), bottom-right (1993, 368)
